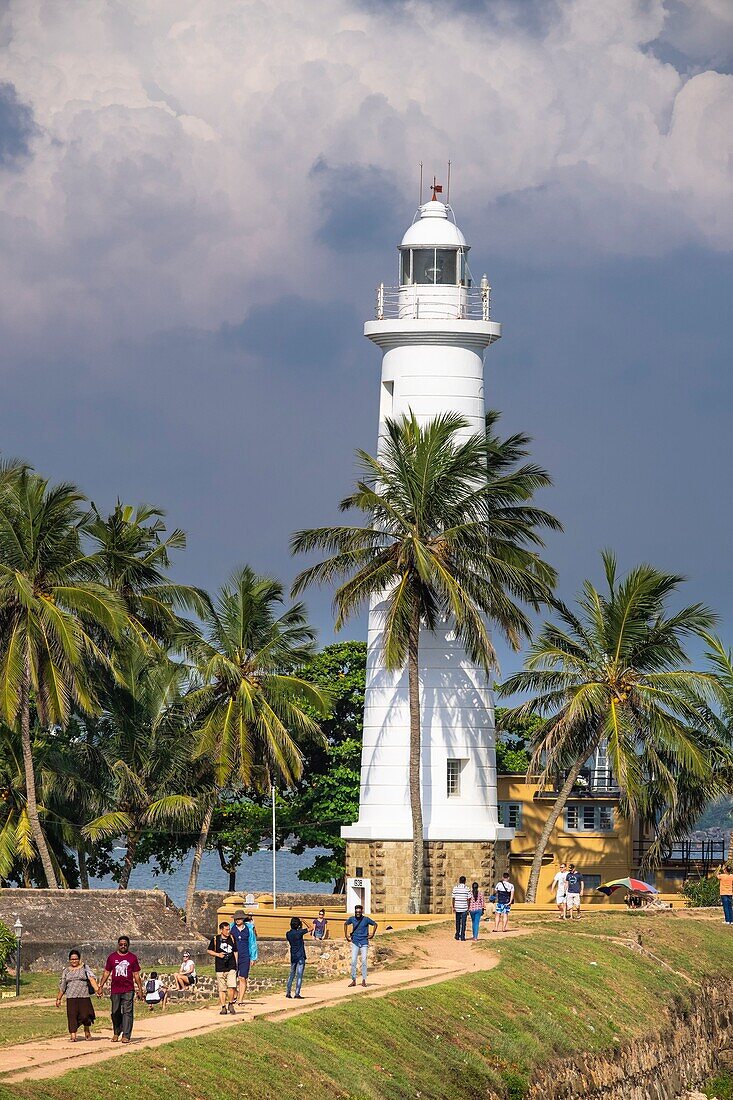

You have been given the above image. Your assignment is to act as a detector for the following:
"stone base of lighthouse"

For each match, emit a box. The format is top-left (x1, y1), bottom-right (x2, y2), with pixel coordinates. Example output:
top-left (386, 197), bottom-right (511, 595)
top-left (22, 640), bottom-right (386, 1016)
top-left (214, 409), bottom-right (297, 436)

top-left (346, 839), bottom-right (511, 915)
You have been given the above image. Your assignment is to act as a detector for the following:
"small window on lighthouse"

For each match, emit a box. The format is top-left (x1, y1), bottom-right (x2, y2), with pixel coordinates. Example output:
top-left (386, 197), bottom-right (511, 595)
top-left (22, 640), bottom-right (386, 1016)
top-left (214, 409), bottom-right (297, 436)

top-left (400, 250), bottom-right (411, 285)
top-left (447, 758), bottom-right (462, 798)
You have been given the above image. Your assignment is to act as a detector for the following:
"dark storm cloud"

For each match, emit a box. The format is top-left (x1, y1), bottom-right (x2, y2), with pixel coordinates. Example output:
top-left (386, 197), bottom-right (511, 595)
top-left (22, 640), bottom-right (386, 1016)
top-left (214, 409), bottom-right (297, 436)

top-left (311, 159), bottom-right (405, 254)
top-left (1, 247), bottom-right (731, 674)
top-left (0, 81), bottom-right (35, 166)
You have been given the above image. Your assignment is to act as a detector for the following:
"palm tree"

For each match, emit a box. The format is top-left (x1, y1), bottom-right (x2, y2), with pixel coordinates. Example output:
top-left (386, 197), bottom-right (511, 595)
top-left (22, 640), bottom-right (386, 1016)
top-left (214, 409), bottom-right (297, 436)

top-left (0, 471), bottom-right (127, 888)
top-left (291, 412), bottom-right (560, 913)
top-left (179, 567), bottom-right (328, 922)
top-left (83, 649), bottom-right (201, 888)
top-left (500, 552), bottom-right (718, 902)
top-left (86, 501), bottom-right (208, 646)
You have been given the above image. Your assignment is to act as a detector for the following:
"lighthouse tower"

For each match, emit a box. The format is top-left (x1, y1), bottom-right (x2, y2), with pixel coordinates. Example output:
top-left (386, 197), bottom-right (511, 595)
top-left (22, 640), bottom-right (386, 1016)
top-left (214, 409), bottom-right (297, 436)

top-left (342, 189), bottom-right (514, 915)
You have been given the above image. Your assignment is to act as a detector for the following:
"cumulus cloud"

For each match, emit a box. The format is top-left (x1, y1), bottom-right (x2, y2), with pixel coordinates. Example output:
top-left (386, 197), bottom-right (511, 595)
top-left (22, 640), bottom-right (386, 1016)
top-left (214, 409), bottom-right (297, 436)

top-left (0, 0), bottom-right (731, 352)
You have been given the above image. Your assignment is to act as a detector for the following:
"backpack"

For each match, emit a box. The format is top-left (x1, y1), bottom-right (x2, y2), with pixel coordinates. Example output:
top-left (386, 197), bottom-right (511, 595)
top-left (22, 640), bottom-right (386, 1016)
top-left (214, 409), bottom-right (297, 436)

top-left (145, 978), bottom-right (157, 995)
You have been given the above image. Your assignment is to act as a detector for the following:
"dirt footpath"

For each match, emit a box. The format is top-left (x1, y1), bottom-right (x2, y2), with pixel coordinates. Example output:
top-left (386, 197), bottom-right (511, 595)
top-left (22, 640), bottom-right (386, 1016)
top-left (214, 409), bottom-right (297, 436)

top-left (0, 926), bottom-right (525, 1084)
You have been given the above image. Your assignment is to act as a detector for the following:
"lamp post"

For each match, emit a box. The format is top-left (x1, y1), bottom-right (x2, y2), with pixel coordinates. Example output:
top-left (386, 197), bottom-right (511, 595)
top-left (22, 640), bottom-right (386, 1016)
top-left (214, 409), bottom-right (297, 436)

top-left (12, 917), bottom-right (22, 998)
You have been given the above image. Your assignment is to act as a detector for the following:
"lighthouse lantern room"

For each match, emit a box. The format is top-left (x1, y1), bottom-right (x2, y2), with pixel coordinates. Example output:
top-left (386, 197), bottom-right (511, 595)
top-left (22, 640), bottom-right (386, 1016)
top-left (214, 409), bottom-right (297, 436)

top-left (342, 190), bottom-right (514, 915)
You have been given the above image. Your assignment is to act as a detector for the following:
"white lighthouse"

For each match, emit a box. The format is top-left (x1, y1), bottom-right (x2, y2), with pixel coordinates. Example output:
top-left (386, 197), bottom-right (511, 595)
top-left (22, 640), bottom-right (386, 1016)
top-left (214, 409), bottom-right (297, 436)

top-left (342, 188), bottom-right (514, 915)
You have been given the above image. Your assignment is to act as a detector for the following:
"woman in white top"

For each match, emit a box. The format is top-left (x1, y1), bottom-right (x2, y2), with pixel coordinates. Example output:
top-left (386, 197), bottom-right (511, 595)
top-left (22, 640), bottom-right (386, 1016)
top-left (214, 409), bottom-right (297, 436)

top-left (173, 951), bottom-right (197, 989)
top-left (551, 863), bottom-right (568, 919)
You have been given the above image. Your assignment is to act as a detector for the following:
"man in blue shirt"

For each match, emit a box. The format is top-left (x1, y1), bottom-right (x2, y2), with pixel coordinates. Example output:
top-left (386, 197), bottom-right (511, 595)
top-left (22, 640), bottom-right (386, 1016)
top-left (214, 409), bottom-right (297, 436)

top-left (285, 916), bottom-right (311, 999)
top-left (343, 905), bottom-right (378, 988)
top-left (230, 910), bottom-right (251, 1005)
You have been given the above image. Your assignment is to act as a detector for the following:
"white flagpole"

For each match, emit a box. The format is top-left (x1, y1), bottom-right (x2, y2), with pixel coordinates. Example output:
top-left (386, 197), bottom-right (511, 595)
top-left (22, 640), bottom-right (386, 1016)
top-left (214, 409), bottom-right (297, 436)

top-left (271, 784), bottom-right (277, 910)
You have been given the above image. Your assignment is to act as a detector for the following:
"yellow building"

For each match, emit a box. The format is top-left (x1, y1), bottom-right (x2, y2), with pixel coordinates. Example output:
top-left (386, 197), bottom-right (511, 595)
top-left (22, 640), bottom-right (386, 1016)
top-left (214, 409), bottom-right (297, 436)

top-left (498, 774), bottom-right (631, 904)
top-left (498, 773), bottom-right (725, 903)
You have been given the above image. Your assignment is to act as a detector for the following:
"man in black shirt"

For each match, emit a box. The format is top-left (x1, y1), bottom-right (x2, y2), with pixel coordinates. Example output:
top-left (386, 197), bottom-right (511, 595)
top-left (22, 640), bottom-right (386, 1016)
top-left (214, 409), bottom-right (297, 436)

top-left (207, 920), bottom-right (238, 1015)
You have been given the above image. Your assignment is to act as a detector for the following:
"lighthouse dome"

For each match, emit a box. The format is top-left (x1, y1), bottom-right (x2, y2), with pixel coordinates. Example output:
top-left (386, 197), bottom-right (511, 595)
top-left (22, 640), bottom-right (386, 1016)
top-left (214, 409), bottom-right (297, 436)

top-left (400, 201), bottom-right (467, 248)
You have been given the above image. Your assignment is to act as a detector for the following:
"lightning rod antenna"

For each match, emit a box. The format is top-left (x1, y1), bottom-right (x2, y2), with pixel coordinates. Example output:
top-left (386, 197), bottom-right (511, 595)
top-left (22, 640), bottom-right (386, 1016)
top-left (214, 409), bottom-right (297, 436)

top-left (419, 162), bottom-right (423, 206)
top-left (447, 160), bottom-right (451, 204)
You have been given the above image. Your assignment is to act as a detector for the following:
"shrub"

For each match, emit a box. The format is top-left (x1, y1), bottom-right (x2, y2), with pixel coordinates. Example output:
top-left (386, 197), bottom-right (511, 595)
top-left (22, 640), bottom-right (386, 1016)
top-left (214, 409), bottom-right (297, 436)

top-left (704, 1069), bottom-right (733, 1098)
top-left (682, 876), bottom-right (721, 908)
top-left (0, 920), bottom-right (16, 978)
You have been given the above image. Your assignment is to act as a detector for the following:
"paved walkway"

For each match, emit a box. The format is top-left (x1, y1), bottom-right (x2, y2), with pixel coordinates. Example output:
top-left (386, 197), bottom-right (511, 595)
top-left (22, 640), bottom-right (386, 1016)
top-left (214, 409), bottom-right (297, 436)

top-left (0, 928), bottom-right (526, 1084)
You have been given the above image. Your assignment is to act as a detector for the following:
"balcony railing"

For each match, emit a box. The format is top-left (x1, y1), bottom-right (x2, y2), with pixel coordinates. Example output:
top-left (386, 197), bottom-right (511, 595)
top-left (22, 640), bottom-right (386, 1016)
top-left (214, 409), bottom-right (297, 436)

top-left (375, 282), bottom-right (491, 321)
top-left (535, 768), bottom-right (620, 799)
top-left (633, 835), bottom-right (726, 874)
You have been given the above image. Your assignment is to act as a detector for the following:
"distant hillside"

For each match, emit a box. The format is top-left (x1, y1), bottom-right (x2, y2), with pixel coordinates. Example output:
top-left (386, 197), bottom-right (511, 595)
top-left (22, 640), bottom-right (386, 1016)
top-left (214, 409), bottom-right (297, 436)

top-left (697, 796), bottom-right (733, 833)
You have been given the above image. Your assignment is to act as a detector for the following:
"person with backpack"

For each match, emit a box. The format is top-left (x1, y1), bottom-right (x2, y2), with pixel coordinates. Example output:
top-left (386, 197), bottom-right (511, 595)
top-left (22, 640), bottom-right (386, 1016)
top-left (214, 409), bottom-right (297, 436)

top-left (565, 864), bottom-right (584, 920)
top-left (492, 872), bottom-right (515, 933)
top-left (230, 909), bottom-right (256, 1006)
top-left (344, 904), bottom-right (378, 987)
top-left (207, 920), bottom-right (238, 1015)
top-left (144, 971), bottom-right (168, 1010)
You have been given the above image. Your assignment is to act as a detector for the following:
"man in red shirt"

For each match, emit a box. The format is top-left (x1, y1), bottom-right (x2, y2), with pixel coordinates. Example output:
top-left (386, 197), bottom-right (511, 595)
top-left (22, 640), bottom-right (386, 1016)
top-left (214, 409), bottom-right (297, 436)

top-left (97, 935), bottom-right (143, 1043)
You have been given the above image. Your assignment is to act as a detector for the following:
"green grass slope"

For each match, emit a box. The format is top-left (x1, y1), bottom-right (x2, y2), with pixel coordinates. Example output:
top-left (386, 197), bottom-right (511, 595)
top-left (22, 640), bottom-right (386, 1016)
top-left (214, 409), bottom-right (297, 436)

top-left (2, 917), bottom-right (732, 1100)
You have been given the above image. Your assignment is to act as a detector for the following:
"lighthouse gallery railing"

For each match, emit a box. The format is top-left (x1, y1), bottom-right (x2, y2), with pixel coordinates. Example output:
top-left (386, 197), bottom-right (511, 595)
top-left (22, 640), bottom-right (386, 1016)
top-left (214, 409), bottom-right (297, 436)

top-left (375, 283), bottom-right (491, 321)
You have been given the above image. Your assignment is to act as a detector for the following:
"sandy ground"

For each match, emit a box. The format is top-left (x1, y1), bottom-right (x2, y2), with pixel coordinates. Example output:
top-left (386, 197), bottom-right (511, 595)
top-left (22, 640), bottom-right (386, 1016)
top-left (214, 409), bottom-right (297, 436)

top-left (0, 926), bottom-right (527, 1084)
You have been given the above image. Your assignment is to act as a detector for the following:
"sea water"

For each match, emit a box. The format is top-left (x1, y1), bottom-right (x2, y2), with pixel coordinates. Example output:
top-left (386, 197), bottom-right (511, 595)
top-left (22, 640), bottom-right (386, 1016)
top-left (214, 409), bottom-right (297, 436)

top-left (89, 847), bottom-right (332, 907)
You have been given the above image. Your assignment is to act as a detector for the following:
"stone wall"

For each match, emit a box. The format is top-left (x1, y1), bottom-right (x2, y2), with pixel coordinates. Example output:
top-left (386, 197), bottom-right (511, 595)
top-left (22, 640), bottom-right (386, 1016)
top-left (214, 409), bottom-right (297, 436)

top-left (523, 983), bottom-right (733, 1100)
top-left (0, 888), bottom-right (207, 972)
top-left (0, 888), bottom-right (191, 942)
top-left (346, 839), bottom-right (506, 913)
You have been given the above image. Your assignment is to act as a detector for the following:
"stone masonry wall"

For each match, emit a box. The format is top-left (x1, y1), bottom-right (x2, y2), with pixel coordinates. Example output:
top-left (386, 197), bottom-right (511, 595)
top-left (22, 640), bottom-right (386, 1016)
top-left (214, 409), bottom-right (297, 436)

top-left (523, 983), bottom-right (733, 1100)
top-left (346, 840), bottom-right (505, 913)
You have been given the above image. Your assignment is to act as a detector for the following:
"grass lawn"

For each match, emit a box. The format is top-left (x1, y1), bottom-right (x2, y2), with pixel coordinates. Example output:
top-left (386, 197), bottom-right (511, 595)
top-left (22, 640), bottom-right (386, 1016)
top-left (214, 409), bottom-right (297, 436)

top-left (1, 916), bottom-right (731, 1100)
top-left (0, 973), bottom-right (61, 1000)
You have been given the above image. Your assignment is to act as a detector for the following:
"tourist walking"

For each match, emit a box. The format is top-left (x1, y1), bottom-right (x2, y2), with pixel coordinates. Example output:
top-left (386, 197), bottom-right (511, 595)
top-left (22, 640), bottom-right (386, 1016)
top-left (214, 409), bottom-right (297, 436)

top-left (468, 882), bottom-right (485, 941)
top-left (144, 971), bottom-right (168, 1010)
top-left (452, 875), bottom-right (471, 940)
top-left (717, 864), bottom-right (733, 925)
top-left (97, 935), bottom-right (143, 1044)
top-left (231, 909), bottom-right (256, 1005)
top-left (565, 864), bottom-right (584, 920)
top-left (207, 920), bottom-right (238, 1015)
top-left (344, 904), bottom-right (378, 987)
top-left (551, 862), bottom-right (569, 919)
top-left (285, 916), bottom-right (311, 999)
top-left (312, 909), bottom-right (329, 940)
top-left (173, 950), bottom-right (197, 990)
top-left (56, 949), bottom-right (98, 1042)
top-left (492, 872), bottom-right (515, 933)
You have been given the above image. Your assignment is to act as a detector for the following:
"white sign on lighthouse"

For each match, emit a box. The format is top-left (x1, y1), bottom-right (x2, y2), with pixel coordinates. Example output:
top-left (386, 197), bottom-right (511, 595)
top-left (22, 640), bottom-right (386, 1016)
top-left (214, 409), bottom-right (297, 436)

top-left (342, 187), bottom-right (515, 914)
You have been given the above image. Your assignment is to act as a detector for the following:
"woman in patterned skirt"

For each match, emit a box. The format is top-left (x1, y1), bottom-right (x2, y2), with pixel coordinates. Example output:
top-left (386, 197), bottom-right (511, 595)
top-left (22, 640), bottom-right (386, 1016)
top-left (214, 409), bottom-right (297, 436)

top-left (56, 949), bottom-right (98, 1041)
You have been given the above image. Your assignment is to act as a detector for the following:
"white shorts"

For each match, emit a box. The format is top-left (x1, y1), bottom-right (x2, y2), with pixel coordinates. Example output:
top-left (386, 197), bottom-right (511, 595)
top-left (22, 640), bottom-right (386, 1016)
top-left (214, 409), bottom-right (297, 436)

top-left (556, 893), bottom-right (567, 906)
top-left (566, 893), bottom-right (581, 910)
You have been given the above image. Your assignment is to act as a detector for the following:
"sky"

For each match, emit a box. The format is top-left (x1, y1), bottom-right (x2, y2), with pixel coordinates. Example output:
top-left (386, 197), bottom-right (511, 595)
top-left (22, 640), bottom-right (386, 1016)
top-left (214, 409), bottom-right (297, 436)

top-left (0, 0), bottom-right (732, 681)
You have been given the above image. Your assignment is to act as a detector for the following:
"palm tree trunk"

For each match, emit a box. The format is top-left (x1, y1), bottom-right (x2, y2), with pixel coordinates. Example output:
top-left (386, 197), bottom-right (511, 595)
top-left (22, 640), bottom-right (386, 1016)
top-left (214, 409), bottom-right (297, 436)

top-left (19, 657), bottom-right (58, 889)
top-left (407, 606), bottom-right (424, 915)
top-left (77, 844), bottom-right (89, 889)
top-left (185, 799), bottom-right (215, 926)
top-left (118, 830), bottom-right (139, 889)
top-left (525, 758), bottom-right (586, 904)
top-left (217, 842), bottom-right (237, 892)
